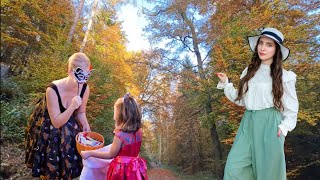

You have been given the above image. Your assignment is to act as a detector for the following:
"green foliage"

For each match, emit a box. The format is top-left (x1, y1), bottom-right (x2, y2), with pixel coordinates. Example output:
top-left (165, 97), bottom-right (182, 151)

top-left (14, 53), bottom-right (66, 94)
top-left (0, 78), bottom-right (24, 100)
top-left (0, 78), bottom-right (32, 142)
top-left (0, 77), bottom-right (37, 142)
top-left (91, 111), bottom-right (115, 144)
top-left (0, 100), bottom-right (30, 142)
top-left (1, 76), bottom-right (43, 142)
top-left (216, 120), bottom-right (235, 141)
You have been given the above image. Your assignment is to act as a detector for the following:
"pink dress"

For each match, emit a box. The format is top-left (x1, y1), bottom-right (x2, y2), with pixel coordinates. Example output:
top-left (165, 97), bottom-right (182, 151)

top-left (106, 128), bottom-right (148, 180)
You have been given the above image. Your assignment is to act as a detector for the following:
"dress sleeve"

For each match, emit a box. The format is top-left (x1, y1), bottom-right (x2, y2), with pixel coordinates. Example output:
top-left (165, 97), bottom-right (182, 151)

top-left (278, 70), bottom-right (299, 136)
top-left (216, 67), bottom-right (247, 106)
top-left (113, 129), bottom-right (124, 143)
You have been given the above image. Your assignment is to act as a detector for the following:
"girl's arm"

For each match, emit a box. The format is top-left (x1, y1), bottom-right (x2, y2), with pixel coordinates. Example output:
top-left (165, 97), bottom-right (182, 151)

top-left (46, 87), bottom-right (82, 128)
top-left (76, 85), bottom-right (91, 132)
top-left (278, 71), bottom-right (299, 136)
top-left (81, 135), bottom-right (122, 159)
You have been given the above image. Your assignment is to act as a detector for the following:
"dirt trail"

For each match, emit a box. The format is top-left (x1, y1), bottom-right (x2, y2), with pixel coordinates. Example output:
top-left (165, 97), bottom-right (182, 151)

top-left (1, 143), bottom-right (34, 180)
top-left (148, 168), bottom-right (178, 180)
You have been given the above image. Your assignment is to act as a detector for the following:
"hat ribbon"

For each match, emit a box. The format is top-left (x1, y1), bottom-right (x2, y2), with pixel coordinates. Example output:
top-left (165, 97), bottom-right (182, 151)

top-left (261, 31), bottom-right (283, 44)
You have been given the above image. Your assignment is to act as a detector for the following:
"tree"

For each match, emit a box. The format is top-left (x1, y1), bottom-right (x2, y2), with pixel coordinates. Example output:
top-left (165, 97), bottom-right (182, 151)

top-left (80, 0), bottom-right (99, 52)
top-left (67, 0), bottom-right (85, 44)
top-left (1, 0), bottom-right (74, 72)
top-left (144, 0), bottom-right (223, 176)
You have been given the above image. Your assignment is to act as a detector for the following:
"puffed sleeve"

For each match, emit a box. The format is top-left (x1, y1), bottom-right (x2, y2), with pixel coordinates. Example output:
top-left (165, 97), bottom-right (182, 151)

top-left (278, 70), bottom-right (299, 136)
top-left (216, 67), bottom-right (248, 106)
top-left (113, 129), bottom-right (124, 143)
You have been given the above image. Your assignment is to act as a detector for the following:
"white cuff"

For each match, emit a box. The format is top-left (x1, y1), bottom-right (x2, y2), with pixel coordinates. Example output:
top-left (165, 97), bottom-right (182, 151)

top-left (278, 124), bottom-right (288, 137)
top-left (217, 78), bottom-right (229, 89)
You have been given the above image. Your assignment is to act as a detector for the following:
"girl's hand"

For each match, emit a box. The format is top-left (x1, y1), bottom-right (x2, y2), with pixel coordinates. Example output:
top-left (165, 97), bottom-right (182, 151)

top-left (216, 73), bottom-right (228, 83)
top-left (277, 128), bottom-right (283, 137)
top-left (81, 151), bottom-right (91, 160)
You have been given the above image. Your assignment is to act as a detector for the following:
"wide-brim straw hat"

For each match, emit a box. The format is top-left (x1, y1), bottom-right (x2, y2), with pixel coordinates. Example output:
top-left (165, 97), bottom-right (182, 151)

top-left (248, 28), bottom-right (290, 61)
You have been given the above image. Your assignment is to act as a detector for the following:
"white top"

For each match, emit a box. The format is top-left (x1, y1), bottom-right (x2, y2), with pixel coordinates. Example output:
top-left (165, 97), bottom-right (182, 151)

top-left (217, 64), bottom-right (299, 136)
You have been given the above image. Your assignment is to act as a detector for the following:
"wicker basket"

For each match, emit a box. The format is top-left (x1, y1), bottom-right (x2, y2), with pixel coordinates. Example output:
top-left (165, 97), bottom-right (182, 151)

top-left (76, 132), bottom-right (104, 154)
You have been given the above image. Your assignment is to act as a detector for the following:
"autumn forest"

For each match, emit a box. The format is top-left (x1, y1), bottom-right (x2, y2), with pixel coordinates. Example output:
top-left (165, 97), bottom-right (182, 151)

top-left (1, 0), bottom-right (319, 179)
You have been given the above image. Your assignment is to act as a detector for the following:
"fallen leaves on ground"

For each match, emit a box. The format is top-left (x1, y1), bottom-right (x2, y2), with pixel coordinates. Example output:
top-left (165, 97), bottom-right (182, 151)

top-left (148, 168), bottom-right (178, 180)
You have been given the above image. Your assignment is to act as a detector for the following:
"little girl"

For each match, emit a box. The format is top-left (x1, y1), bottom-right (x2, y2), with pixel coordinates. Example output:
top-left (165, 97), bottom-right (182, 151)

top-left (81, 93), bottom-right (148, 180)
top-left (216, 28), bottom-right (298, 180)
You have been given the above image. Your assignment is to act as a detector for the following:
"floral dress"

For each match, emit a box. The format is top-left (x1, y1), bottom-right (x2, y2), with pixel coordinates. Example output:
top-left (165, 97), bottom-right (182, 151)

top-left (106, 129), bottom-right (148, 180)
top-left (26, 83), bottom-right (87, 179)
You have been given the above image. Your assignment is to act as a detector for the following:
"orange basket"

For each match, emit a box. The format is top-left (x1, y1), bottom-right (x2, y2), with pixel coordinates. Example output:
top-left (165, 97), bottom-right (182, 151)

top-left (76, 132), bottom-right (104, 154)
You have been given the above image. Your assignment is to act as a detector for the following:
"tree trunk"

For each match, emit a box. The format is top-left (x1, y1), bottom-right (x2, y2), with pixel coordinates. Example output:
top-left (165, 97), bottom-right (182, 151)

top-left (158, 132), bottom-right (162, 166)
top-left (208, 101), bottom-right (223, 177)
top-left (180, 9), bottom-right (223, 178)
top-left (80, 0), bottom-right (99, 52)
top-left (66, 0), bottom-right (85, 44)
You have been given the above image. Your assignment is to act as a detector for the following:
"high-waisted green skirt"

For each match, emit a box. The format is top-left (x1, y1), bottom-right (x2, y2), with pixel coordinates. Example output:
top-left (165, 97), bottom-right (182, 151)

top-left (224, 107), bottom-right (286, 180)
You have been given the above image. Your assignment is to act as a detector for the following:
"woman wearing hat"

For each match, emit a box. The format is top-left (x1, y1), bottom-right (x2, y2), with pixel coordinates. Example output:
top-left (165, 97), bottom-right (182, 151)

top-left (216, 28), bottom-right (298, 180)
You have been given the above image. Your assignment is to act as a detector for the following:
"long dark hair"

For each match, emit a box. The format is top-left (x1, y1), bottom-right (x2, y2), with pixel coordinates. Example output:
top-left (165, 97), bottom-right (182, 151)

top-left (117, 94), bottom-right (142, 132)
top-left (235, 37), bottom-right (284, 110)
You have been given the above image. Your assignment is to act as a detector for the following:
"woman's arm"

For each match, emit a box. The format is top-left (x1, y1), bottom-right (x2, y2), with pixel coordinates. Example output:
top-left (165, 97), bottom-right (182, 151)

top-left (76, 85), bottom-right (91, 132)
top-left (81, 135), bottom-right (122, 159)
top-left (216, 68), bottom-right (247, 106)
top-left (279, 72), bottom-right (299, 136)
top-left (46, 87), bottom-right (82, 128)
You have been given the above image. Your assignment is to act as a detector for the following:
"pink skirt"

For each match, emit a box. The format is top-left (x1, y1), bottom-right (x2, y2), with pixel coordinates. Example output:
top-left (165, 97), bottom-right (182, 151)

top-left (107, 155), bottom-right (148, 180)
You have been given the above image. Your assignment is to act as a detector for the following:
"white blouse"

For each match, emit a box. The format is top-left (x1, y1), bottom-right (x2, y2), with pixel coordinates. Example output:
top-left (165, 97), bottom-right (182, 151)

top-left (217, 64), bottom-right (299, 136)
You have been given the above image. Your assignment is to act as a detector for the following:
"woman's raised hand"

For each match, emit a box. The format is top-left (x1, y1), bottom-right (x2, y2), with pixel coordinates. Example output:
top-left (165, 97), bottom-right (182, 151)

top-left (216, 73), bottom-right (228, 83)
top-left (71, 96), bottom-right (82, 110)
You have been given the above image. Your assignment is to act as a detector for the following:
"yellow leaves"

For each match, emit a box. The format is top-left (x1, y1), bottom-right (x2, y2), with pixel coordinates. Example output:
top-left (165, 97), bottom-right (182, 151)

top-left (125, 83), bottom-right (140, 98)
top-left (1, 32), bottom-right (28, 46)
top-left (89, 22), bottom-right (135, 91)
top-left (298, 111), bottom-right (319, 126)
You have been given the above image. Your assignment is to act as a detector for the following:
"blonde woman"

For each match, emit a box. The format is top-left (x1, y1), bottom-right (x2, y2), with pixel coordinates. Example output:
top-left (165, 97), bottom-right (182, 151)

top-left (26, 52), bottom-right (92, 179)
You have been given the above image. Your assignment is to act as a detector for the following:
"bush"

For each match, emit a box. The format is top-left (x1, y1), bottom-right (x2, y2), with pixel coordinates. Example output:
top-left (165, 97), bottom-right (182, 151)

top-left (14, 53), bottom-right (66, 94)
top-left (0, 78), bottom-right (23, 101)
top-left (0, 99), bottom-right (31, 142)
top-left (0, 77), bottom-right (35, 142)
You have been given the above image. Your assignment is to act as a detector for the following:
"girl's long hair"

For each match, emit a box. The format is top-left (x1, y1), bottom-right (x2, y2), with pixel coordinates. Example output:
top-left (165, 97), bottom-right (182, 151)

top-left (116, 94), bottom-right (142, 132)
top-left (235, 37), bottom-right (284, 110)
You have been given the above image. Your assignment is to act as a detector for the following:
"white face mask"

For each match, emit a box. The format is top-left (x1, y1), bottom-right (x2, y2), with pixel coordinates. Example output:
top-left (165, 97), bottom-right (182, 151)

top-left (73, 67), bottom-right (93, 84)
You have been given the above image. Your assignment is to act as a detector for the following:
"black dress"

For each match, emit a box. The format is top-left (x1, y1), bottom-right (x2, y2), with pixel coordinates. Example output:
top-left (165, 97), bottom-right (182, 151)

top-left (26, 83), bottom-right (87, 179)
